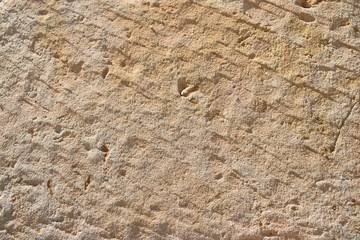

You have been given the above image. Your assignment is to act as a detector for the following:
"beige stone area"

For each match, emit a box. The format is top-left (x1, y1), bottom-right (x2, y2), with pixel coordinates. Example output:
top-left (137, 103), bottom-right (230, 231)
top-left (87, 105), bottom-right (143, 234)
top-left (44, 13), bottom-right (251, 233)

top-left (0, 0), bottom-right (360, 239)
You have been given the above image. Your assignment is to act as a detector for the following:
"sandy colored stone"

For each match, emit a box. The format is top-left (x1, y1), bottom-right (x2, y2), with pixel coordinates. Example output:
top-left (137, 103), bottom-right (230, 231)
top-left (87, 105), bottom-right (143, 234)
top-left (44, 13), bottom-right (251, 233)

top-left (0, 0), bottom-right (359, 239)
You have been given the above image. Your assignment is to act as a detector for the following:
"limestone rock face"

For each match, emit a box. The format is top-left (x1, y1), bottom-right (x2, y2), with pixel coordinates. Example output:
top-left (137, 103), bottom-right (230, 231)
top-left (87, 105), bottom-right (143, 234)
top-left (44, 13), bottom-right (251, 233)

top-left (0, 0), bottom-right (359, 239)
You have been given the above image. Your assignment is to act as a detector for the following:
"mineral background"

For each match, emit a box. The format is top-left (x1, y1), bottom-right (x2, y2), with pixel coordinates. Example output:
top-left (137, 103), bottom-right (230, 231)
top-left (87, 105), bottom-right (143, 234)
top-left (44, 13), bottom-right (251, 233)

top-left (0, 0), bottom-right (359, 239)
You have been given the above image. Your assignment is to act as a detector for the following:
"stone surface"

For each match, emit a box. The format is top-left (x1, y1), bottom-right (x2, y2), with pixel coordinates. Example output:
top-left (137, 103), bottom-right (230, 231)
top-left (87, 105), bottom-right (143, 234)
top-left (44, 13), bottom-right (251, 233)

top-left (0, 0), bottom-right (360, 239)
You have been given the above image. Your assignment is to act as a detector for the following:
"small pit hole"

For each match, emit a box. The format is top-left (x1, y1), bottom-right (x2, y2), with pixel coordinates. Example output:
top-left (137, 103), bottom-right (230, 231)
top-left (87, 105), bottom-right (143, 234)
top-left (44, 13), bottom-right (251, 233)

top-left (47, 180), bottom-right (54, 197)
top-left (54, 125), bottom-right (62, 134)
top-left (248, 53), bottom-right (255, 59)
top-left (119, 169), bottom-right (127, 176)
top-left (116, 200), bottom-right (127, 207)
top-left (245, 128), bottom-right (253, 133)
top-left (296, 0), bottom-right (312, 8)
top-left (84, 176), bottom-right (91, 190)
top-left (99, 145), bottom-right (109, 153)
top-left (101, 67), bottom-right (109, 79)
top-left (70, 60), bottom-right (84, 73)
top-left (150, 204), bottom-right (160, 211)
top-left (214, 173), bottom-right (223, 180)
top-left (298, 13), bottom-right (315, 22)
top-left (38, 10), bottom-right (49, 15)
top-left (151, 2), bottom-right (160, 7)
top-left (84, 143), bottom-right (91, 151)
top-left (177, 78), bottom-right (187, 95)
top-left (28, 128), bottom-right (35, 134)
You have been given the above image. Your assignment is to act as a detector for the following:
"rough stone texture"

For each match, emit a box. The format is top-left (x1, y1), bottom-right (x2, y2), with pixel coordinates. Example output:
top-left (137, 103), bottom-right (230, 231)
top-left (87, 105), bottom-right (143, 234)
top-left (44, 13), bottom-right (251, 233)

top-left (0, 0), bottom-right (360, 239)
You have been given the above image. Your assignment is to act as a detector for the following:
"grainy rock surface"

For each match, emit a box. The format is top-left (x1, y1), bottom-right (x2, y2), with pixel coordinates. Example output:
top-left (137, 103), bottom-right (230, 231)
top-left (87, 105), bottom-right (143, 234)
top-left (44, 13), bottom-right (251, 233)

top-left (1, 0), bottom-right (360, 239)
